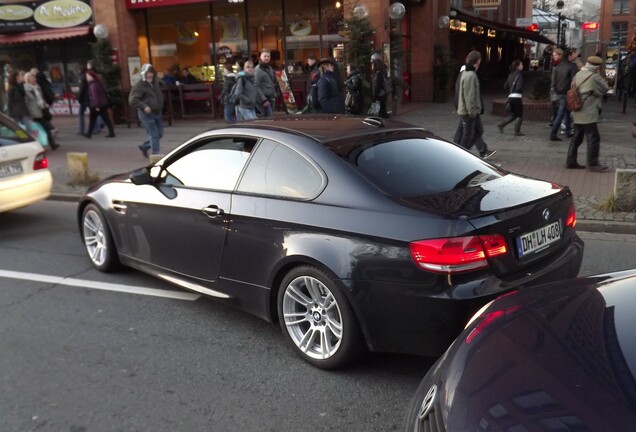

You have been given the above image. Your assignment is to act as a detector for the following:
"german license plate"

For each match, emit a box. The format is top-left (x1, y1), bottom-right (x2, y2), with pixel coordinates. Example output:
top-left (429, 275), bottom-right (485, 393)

top-left (0, 163), bottom-right (22, 178)
top-left (516, 221), bottom-right (561, 257)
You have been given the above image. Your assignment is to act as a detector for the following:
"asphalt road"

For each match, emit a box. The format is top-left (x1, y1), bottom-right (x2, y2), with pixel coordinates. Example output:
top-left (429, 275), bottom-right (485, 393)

top-left (1, 201), bottom-right (636, 432)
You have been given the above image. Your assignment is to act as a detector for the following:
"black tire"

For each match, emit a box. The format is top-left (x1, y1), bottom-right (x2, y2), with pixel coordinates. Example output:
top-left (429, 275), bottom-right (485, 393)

top-left (277, 265), bottom-right (362, 369)
top-left (81, 203), bottom-right (121, 272)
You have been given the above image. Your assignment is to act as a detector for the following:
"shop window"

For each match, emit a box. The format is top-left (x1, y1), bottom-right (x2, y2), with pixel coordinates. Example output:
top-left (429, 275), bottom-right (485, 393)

top-left (246, 0), bottom-right (283, 65)
top-left (145, 3), bottom-right (213, 82)
top-left (284, 0), bottom-right (320, 75)
top-left (319, 2), bottom-right (344, 64)
top-left (211, 1), bottom-right (248, 78)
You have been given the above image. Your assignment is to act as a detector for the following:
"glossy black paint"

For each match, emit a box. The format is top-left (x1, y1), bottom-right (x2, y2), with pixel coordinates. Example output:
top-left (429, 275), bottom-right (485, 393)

top-left (78, 116), bottom-right (584, 356)
top-left (404, 269), bottom-right (636, 431)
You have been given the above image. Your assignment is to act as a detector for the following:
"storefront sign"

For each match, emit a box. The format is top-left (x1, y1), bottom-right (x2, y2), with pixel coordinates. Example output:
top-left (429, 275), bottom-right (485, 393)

top-left (126, 0), bottom-right (211, 10)
top-left (0, 0), bottom-right (92, 32)
top-left (472, 0), bottom-right (501, 7)
top-left (34, 0), bottom-right (92, 28)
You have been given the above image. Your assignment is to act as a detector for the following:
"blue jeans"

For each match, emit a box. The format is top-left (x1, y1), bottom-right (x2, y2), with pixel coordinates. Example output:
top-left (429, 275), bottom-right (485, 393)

top-left (237, 106), bottom-right (257, 120)
top-left (550, 95), bottom-right (571, 138)
top-left (224, 103), bottom-right (237, 123)
top-left (79, 102), bottom-right (102, 134)
top-left (138, 110), bottom-right (163, 154)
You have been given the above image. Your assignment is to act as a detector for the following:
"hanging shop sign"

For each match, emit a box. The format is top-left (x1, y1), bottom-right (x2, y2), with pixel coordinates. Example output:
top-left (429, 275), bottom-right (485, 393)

top-left (472, 0), bottom-right (501, 8)
top-left (0, 0), bottom-right (92, 33)
top-left (126, 0), bottom-right (211, 10)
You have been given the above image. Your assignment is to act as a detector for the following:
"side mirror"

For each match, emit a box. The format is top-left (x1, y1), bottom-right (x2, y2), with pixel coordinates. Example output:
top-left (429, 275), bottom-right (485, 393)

top-left (129, 167), bottom-right (153, 185)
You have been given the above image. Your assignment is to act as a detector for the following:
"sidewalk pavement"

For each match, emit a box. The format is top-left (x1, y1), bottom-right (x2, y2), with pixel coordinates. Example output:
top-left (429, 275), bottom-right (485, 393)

top-left (45, 92), bottom-right (636, 234)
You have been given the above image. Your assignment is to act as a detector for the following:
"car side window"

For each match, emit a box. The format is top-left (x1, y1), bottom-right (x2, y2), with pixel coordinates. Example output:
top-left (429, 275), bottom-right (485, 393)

top-left (238, 139), bottom-right (324, 199)
top-left (164, 137), bottom-right (256, 190)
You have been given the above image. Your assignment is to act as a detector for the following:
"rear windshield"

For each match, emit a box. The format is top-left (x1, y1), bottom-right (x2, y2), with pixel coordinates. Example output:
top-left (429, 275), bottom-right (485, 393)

top-left (0, 118), bottom-right (34, 146)
top-left (353, 138), bottom-right (504, 197)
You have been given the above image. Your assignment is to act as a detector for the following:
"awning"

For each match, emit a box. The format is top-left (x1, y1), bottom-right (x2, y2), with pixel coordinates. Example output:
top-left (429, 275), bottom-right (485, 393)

top-left (451, 7), bottom-right (555, 45)
top-left (0, 26), bottom-right (92, 45)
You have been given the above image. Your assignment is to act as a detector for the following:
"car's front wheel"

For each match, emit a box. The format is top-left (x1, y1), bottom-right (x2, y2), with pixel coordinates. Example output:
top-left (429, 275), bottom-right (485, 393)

top-left (81, 203), bottom-right (120, 272)
top-left (278, 266), bottom-right (362, 369)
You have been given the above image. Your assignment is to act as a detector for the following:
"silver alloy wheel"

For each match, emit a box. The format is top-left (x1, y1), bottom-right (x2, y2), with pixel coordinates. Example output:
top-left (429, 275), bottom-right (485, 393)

top-left (282, 275), bottom-right (343, 360)
top-left (83, 209), bottom-right (108, 267)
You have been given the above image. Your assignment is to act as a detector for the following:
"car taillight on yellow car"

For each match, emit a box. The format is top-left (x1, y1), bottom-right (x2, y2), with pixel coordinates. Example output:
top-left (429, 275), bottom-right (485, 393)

top-left (409, 234), bottom-right (508, 274)
top-left (33, 152), bottom-right (48, 170)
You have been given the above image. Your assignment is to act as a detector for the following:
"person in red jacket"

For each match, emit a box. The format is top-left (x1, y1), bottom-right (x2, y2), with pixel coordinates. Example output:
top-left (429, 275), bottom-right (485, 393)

top-left (84, 70), bottom-right (115, 138)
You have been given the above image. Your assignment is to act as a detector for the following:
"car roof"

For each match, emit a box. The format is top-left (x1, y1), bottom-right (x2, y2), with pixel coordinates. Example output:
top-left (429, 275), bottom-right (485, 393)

top-left (227, 115), bottom-right (426, 143)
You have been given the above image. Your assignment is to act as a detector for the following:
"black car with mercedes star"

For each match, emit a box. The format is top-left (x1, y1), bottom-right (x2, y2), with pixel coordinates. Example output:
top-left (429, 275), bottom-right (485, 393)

top-left (77, 116), bottom-right (584, 369)
top-left (404, 269), bottom-right (636, 431)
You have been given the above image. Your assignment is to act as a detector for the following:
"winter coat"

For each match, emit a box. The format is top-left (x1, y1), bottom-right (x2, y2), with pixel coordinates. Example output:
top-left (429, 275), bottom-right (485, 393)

top-left (23, 83), bottom-right (43, 119)
top-left (236, 73), bottom-right (266, 109)
top-left (254, 63), bottom-right (278, 100)
top-left (504, 70), bottom-right (524, 97)
top-left (88, 80), bottom-right (110, 108)
top-left (317, 70), bottom-right (342, 114)
top-left (457, 66), bottom-right (482, 117)
top-left (78, 75), bottom-right (89, 105)
top-left (344, 71), bottom-right (363, 115)
top-left (7, 83), bottom-right (29, 121)
top-left (221, 73), bottom-right (237, 105)
top-left (36, 72), bottom-right (55, 105)
top-left (551, 60), bottom-right (578, 95)
top-left (129, 78), bottom-right (164, 113)
top-left (372, 69), bottom-right (387, 101)
top-left (571, 67), bottom-right (610, 125)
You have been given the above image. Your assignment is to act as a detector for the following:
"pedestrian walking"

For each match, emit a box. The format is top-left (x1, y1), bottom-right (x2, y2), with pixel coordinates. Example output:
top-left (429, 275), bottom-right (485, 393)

top-left (78, 61), bottom-right (104, 136)
top-left (299, 54), bottom-right (320, 114)
top-left (23, 71), bottom-right (58, 150)
top-left (254, 48), bottom-right (279, 117)
top-left (84, 70), bottom-right (115, 138)
top-left (316, 58), bottom-right (343, 114)
top-left (549, 48), bottom-right (577, 141)
top-left (220, 63), bottom-right (237, 123)
top-left (453, 64), bottom-right (466, 144)
top-left (235, 60), bottom-right (267, 121)
top-left (33, 68), bottom-right (57, 136)
top-left (498, 59), bottom-right (525, 136)
top-left (129, 63), bottom-right (164, 157)
top-left (344, 63), bottom-right (363, 115)
top-left (7, 70), bottom-right (31, 126)
top-left (371, 53), bottom-right (389, 118)
top-left (456, 50), bottom-right (496, 159)
top-left (565, 56), bottom-right (610, 172)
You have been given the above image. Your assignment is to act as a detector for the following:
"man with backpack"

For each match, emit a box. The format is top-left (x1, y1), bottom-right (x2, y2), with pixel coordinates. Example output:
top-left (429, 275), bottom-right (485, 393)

top-left (565, 56), bottom-right (610, 171)
top-left (549, 48), bottom-right (578, 141)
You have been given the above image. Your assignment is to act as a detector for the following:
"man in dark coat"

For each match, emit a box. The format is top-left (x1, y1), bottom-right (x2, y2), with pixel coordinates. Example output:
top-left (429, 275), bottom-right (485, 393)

top-left (549, 48), bottom-right (578, 141)
top-left (129, 64), bottom-right (164, 156)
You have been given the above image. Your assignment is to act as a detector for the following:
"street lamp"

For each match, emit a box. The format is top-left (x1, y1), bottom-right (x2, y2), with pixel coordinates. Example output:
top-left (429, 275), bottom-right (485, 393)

top-left (556, 0), bottom-right (564, 48)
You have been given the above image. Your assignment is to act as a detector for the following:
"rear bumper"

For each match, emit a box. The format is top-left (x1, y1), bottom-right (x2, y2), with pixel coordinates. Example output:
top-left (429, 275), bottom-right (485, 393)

top-left (342, 236), bottom-right (584, 356)
top-left (0, 170), bottom-right (52, 212)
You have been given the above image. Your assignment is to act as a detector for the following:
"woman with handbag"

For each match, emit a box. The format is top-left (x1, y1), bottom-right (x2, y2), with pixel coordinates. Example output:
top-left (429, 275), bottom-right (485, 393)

top-left (23, 71), bottom-right (58, 150)
top-left (497, 59), bottom-right (525, 136)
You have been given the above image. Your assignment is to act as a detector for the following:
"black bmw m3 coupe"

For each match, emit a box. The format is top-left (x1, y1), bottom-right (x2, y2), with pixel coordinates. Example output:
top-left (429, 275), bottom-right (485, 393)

top-left (78, 116), bottom-right (583, 369)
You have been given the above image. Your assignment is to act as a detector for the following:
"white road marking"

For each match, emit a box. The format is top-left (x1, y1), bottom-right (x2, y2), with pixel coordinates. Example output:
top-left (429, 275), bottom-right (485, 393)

top-left (0, 269), bottom-right (201, 301)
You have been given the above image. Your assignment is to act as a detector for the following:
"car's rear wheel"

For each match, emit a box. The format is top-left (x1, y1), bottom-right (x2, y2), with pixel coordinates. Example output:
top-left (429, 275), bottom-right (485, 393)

top-left (278, 266), bottom-right (362, 369)
top-left (81, 203), bottom-right (120, 272)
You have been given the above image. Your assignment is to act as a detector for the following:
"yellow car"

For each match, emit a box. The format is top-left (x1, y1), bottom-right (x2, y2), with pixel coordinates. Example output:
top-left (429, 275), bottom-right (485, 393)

top-left (0, 114), bottom-right (52, 213)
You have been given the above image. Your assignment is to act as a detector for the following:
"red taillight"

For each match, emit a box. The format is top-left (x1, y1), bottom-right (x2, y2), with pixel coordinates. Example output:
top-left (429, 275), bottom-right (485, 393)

top-left (409, 234), bottom-right (508, 274)
top-left (33, 152), bottom-right (48, 170)
top-left (565, 205), bottom-right (576, 228)
top-left (465, 304), bottom-right (521, 344)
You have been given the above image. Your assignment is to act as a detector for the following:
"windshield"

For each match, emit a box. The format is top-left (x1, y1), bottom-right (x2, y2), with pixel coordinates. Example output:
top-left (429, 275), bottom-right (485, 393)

top-left (351, 138), bottom-right (504, 197)
top-left (0, 116), bottom-right (35, 146)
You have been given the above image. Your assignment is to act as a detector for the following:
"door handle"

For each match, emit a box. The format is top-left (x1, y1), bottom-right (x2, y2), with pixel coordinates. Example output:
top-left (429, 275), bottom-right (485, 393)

top-left (201, 205), bottom-right (224, 218)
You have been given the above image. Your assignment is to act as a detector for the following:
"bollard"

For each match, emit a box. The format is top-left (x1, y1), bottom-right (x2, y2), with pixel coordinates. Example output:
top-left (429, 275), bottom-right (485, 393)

top-left (148, 154), bottom-right (165, 164)
top-left (67, 152), bottom-right (89, 184)
top-left (614, 168), bottom-right (636, 212)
